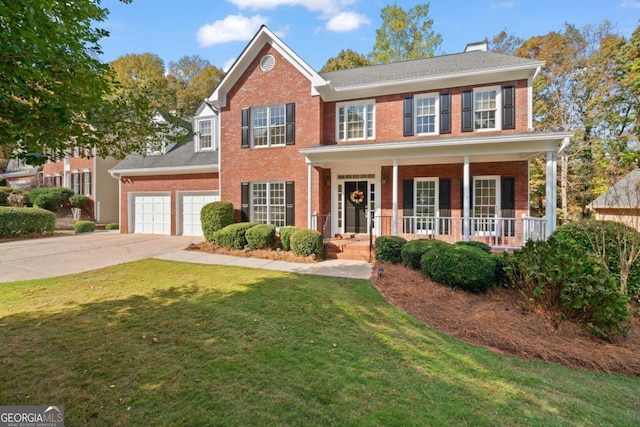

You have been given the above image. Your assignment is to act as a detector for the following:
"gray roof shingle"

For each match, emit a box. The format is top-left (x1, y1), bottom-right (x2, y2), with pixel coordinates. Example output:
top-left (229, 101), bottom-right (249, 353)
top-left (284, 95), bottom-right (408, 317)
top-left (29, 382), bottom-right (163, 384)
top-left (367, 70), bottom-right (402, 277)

top-left (110, 139), bottom-right (218, 172)
top-left (590, 169), bottom-right (640, 209)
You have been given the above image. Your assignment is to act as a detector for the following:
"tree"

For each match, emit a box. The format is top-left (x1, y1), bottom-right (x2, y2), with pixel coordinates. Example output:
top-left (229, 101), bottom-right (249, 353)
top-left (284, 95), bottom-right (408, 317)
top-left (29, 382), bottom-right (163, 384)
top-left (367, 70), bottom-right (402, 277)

top-left (168, 56), bottom-right (224, 114)
top-left (0, 0), bottom-right (185, 164)
top-left (320, 49), bottom-right (372, 72)
top-left (369, 2), bottom-right (442, 64)
top-left (489, 30), bottom-right (524, 55)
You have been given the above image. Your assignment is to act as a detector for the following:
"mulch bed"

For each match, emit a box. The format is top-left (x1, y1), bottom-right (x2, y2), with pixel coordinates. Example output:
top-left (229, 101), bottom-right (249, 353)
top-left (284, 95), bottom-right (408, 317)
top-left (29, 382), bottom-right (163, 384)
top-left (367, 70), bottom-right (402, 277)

top-left (189, 241), bottom-right (318, 263)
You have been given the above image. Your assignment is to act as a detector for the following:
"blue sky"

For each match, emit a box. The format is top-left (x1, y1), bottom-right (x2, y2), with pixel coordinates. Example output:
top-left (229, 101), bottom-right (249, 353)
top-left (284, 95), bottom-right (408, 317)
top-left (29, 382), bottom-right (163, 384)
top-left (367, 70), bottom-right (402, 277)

top-left (99, 0), bottom-right (640, 71)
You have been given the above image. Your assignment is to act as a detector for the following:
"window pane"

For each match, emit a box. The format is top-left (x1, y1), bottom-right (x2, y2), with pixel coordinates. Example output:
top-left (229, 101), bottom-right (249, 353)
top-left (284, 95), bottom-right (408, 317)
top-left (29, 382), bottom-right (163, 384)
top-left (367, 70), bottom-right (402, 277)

top-left (199, 120), bottom-right (212, 149)
top-left (337, 102), bottom-right (374, 141)
top-left (474, 90), bottom-right (497, 130)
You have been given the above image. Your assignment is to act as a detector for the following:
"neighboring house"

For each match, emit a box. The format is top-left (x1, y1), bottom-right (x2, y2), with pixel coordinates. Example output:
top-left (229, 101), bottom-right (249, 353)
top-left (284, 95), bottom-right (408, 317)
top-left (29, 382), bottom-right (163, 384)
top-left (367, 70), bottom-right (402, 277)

top-left (1, 158), bottom-right (41, 190)
top-left (109, 102), bottom-right (219, 236)
top-left (41, 149), bottom-right (119, 223)
top-left (589, 168), bottom-right (640, 231)
top-left (111, 26), bottom-right (571, 248)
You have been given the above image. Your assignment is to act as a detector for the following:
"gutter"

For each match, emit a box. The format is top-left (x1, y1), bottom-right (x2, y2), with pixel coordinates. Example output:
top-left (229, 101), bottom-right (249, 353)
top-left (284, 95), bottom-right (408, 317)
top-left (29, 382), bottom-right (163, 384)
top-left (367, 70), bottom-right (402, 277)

top-left (109, 164), bottom-right (218, 179)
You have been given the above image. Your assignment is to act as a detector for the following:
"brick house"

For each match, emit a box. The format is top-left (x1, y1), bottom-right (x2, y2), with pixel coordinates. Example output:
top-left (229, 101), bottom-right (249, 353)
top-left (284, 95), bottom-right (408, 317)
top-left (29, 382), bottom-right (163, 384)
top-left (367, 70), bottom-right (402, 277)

top-left (112, 25), bottom-right (571, 249)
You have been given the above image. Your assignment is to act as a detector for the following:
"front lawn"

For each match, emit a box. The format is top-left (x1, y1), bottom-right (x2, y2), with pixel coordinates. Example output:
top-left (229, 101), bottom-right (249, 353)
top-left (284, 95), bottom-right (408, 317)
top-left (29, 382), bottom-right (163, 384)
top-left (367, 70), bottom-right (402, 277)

top-left (0, 259), bottom-right (638, 426)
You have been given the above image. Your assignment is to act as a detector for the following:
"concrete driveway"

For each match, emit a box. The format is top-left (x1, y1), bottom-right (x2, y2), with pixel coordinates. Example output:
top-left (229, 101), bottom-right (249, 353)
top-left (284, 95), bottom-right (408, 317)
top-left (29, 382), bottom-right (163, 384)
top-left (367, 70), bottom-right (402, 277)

top-left (0, 232), bottom-right (195, 283)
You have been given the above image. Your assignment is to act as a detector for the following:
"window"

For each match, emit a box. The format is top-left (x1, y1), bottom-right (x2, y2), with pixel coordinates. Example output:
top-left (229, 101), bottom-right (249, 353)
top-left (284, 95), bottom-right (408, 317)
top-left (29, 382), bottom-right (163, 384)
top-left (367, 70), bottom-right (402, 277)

top-left (54, 174), bottom-right (62, 187)
top-left (252, 182), bottom-right (286, 226)
top-left (197, 119), bottom-right (214, 151)
top-left (415, 179), bottom-right (438, 233)
top-left (83, 171), bottom-right (91, 196)
top-left (473, 176), bottom-right (500, 235)
top-left (474, 87), bottom-right (500, 130)
top-left (336, 101), bottom-right (375, 141)
top-left (72, 172), bottom-right (81, 194)
top-left (252, 105), bottom-right (285, 147)
top-left (415, 95), bottom-right (438, 135)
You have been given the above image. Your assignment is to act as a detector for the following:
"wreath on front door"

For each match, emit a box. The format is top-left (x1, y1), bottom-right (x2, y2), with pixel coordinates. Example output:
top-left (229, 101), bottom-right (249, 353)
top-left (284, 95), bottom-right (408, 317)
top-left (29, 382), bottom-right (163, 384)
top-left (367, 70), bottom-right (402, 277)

top-left (349, 189), bottom-right (365, 204)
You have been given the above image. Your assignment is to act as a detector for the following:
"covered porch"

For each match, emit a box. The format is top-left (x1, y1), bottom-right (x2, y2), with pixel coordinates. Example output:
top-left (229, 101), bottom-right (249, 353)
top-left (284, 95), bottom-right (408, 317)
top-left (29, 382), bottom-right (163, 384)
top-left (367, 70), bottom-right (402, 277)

top-left (303, 132), bottom-right (571, 252)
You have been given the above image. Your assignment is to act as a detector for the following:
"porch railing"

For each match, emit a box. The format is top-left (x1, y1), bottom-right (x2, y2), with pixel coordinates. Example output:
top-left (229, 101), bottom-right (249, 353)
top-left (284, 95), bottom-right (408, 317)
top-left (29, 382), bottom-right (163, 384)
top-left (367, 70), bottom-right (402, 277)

top-left (310, 212), bottom-right (332, 240)
top-left (374, 215), bottom-right (547, 250)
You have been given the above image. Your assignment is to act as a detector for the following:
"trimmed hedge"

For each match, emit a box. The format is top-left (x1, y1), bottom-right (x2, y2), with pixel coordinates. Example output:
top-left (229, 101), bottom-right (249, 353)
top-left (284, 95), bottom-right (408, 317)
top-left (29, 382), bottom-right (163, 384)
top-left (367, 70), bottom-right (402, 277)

top-left (28, 187), bottom-right (74, 212)
top-left (105, 223), bottom-right (120, 230)
top-left (455, 240), bottom-right (492, 254)
top-left (201, 201), bottom-right (234, 242)
top-left (74, 220), bottom-right (96, 234)
top-left (0, 207), bottom-right (56, 237)
top-left (245, 224), bottom-right (276, 249)
top-left (401, 239), bottom-right (447, 269)
top-left (213, 222), bottom-right (259, 249)
top-left (279, 226), bottom-right (299, 251)
top-left (421, 244), bottom-right (494, 293)
top-left (552, 220), bottom-right (640, 297)
top-left (70, 195), bottom-right (89, 208)
top-left (290, 229), bottom-right (324, 258)
top-left (374, 236), bottom-right (407, 263)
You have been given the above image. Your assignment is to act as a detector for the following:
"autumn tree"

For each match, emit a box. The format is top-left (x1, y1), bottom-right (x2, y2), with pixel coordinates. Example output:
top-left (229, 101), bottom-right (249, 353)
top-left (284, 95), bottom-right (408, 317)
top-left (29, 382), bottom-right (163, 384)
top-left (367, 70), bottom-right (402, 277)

top-left (489, 30), bottom-right (524, 55)
top-left (320, 49), bottom-right (372, 72)
top-left (167, 55), bottom-right (224, 114)
top-left (369, 2), bottom-right (442, 64)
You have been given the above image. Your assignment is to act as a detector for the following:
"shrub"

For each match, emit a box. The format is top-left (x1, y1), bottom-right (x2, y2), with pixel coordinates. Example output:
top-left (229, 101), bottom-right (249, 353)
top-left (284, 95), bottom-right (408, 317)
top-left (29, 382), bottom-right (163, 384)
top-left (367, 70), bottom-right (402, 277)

top-left (0, 187), bottom-right (10, 206)
top-left (213, 222), bottom-right (259, 249)
top-left (245, 224), bottom-right (276, 249)
top-left (505, 238), bottom-right (629, 341)
top-left (8, 192), bottom-right (26, 207)
top-left (201, 201), bottom-right (234, 242)
top-left (455, 240), bottom-right (492, 254)
top-left (0, 207), bottom-right (56, 237)
top-left (74, 220), bottom-right (96, 234)
top-left (28, 187), bottom-right (74, 212)
top-left (70, 195), bottom-right (89, 208)
top-left (105, 223), bottom-right (119, 230)
top-left (374, 236), bottom-right (407, 263)
top-left (290, 229), bottom-right (324, 258)
top-left (279, 226), bottom-right (299, 251)
top-left (401, 239), bottom-right (447, 269)
top-left (421, 244), bottom-right (494, 293)
top-left (552, 220), bottom-right (640, 298)
top-left (492, 251), bottom-right (511, 288)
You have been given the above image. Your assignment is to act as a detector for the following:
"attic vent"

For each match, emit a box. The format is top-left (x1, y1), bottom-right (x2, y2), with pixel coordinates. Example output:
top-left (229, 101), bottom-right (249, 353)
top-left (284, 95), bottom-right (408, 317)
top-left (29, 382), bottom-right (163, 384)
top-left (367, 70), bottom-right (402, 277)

top-left (260, 54), bottom-right (275, 72)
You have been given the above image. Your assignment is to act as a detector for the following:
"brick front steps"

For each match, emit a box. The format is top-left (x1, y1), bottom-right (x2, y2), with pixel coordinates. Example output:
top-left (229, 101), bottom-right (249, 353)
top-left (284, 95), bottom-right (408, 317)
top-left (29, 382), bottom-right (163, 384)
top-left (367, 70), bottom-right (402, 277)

top-left (324, 236), bottom-right (372, 262)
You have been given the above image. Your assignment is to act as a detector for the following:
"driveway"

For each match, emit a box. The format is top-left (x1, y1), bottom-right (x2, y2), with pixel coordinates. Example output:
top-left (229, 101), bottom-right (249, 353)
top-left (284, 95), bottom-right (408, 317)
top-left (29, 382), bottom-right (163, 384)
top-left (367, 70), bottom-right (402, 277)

top-left (0, 232), bottom-right (195, 283)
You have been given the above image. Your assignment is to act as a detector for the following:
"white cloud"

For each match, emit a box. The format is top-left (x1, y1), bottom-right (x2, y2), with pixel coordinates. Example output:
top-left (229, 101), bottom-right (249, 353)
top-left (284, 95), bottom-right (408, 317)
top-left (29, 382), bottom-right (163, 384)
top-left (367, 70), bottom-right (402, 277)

top-left (619, 0), bottom-right (640, 7)
top-left (197, 14), bottom-right (268, 47)
top-left (222, 57), bottom-right (237, 72)
top-left (326, 11), bottom-right (370, 33)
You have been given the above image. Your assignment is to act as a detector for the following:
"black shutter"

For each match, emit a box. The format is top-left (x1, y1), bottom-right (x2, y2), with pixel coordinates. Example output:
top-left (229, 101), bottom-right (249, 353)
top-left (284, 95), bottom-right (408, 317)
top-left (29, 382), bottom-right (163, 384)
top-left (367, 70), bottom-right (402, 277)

top-left (286, 103), bottom-right (295, 145)
top-left (439, 179), bottom-right (451, 235)
top-left (403, 96), bottom-right (414, 137)
top-left (502, 86), bottom-right (516, 130)
top-left (241, 108), bottom-right (250, 148)
top-left (461, 90), bottom-right (473, 132)
top-left (285, 181), bottom-right (295, 226)
top-left (241, 182), bottom-right (250, 222)
top-left (440, 93), bottom-right (451, 134)
top-left (501, 177), bottom-right (515, 236)
top-left (403, 179), bottom-right (414, 234)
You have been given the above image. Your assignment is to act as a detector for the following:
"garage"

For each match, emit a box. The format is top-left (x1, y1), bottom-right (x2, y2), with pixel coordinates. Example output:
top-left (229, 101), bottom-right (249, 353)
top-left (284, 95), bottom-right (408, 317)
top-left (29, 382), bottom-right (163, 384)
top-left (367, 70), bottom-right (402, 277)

top-left (132, 194), bottom-right (171, 235)
top-left (180, 192), bottom-right (220, 236)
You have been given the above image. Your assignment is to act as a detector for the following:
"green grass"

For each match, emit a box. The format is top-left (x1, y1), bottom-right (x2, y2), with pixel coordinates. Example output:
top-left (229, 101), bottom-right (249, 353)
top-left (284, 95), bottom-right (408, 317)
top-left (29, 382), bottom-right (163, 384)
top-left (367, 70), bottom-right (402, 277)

top-left (1, 259), bottom-right (638, 426)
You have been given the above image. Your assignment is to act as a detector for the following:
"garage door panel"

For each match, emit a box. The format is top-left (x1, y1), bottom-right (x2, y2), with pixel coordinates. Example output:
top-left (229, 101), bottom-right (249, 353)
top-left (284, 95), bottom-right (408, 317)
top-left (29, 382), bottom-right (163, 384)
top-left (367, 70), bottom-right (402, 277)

top-left (132, 195), bottom-right (170, 235)
top-left (181, 193), bottom-right (219, 236)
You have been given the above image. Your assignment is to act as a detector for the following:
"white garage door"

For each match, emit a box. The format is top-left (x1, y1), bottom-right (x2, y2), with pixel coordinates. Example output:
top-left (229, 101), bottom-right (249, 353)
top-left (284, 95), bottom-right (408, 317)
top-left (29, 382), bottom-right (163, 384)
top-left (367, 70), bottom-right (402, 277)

top-left (133, 195), bottom-right (171, 235)
top-left (181, 193), bottom-right (220, 236)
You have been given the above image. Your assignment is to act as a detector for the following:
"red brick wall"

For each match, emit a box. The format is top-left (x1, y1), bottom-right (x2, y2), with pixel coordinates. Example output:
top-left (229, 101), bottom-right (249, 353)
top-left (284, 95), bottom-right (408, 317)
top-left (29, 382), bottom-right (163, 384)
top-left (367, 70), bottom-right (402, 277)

top-left (323, 80), bottom-right (529, 145)
top-left (119, 173), bottom-right (219, 234)
top-left (220, 44), bottom-right (323, 226)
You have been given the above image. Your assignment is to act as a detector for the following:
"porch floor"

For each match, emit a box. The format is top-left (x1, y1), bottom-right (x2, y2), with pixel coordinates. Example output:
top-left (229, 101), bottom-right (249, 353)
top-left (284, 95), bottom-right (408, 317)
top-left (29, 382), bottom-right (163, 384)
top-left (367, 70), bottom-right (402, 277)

top-left (325, 236), bottom-right (372, 262)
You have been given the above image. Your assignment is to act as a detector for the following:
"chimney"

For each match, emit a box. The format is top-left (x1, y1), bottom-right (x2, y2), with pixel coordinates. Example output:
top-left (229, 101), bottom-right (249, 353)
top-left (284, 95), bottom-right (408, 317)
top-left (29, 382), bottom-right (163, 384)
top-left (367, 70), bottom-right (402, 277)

top-left (464, 41), bottom-right (488, 53)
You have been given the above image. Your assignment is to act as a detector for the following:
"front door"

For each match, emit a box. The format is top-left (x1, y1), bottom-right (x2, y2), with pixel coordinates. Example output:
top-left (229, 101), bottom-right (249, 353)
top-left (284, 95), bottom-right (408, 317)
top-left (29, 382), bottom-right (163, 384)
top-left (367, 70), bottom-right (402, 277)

top-left (344, 181), bottom-right (368, 234)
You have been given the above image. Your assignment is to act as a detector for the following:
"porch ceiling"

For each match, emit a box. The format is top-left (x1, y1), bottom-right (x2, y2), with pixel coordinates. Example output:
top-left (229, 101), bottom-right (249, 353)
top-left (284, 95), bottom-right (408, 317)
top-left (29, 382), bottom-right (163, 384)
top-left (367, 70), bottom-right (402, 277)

top-left (300, 132), bottom-right (572, 167)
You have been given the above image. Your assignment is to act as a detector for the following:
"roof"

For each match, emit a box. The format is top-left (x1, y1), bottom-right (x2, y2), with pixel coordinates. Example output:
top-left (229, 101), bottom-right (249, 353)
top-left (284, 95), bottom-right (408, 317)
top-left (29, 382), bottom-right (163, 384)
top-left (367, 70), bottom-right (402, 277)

top-left (589, 168), bottom-right (640, 209)
top-left (109, 139), bottom-right (218, 177)
top-left (2, 159), bottom-right (40, 179)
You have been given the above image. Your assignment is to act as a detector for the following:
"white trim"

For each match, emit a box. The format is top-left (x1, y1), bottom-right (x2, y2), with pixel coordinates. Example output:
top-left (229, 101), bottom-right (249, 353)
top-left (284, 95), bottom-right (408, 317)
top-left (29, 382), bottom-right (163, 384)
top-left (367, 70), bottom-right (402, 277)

top-left (472, 175), bottom-right (501, 237)
top-left (392, 159), bottom-right (398, 236)
top-left (414, 93), bottom-right (439, 136)
top-left (250, 104), bottom-right (287, 148)
top-left (414, 178), bottom-right (439, 234)
top-left (195, 116), bottom-right (216, 152)
top-left (335, 99), bottom-right (376, 142)
top-left (109, 164), bottom-right (218, 178)
top-left (472, 85), bottom-right (501, 132)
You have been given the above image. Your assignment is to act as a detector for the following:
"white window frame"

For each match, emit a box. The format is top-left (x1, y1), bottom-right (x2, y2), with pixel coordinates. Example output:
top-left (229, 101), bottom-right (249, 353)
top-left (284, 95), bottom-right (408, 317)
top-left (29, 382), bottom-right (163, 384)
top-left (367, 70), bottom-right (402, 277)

top-left (251, 105), bottom-right (286, 148)
top-left (72, 171), bottom-right (81, 194)
top-left (414, 178), bottom-right (439, 234)
top-left (195, 117), bottom-right (215, 152)
top-left (83, 170), bottom-right (91, 196)
top-left (336, 100), bottom-right (375, 142)
top-left (472, 175), bottom-right (501, 236)
top-left (414, 94), bottom-right (439, 135)
top-left (251, 181), bottom-right (286, 227)
top-left (473, 86), bottom-right (501, 131)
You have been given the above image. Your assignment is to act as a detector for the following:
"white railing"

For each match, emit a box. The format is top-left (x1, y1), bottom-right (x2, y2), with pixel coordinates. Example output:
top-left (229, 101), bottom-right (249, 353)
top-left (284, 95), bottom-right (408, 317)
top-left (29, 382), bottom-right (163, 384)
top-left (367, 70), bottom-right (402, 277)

top-left (310, 212), bottom-right (332, 240)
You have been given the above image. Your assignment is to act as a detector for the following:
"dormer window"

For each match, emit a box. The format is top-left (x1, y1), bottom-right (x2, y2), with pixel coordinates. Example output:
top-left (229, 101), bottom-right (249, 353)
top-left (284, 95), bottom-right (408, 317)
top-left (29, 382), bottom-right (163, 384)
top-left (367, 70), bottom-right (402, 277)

top-left (196, 118), bottom-right (214, 151)
top-left (146, 139), bottom-right (166, 156)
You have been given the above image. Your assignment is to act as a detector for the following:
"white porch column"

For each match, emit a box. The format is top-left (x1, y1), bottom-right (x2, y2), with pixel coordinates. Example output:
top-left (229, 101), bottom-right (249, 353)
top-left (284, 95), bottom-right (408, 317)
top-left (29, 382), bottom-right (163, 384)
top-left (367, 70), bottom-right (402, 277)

top-left (545, 151), bottom-right (557, 237)
top-left (307, 161), bottom-right (313, 229)
top-left (392, 159), bottom-right (398, 236)
top-left (463, 156), bottom-right (470, 241)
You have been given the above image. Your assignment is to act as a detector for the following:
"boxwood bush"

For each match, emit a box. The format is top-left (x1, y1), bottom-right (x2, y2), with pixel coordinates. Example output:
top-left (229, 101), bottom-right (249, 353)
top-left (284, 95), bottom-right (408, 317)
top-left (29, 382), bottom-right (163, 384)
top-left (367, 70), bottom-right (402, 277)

top-left (213, 222), bottom-right (259, 249)
top-left (70, 195), bottom-right (89, 208)
top-left (245, 224), bottom-right (276, 249)
top-left (28, 187), bottom-right (74, 212)
top-left (105, 223), bottom-right (120, 230)
top-left (374, 236), bottom-right (407, 263)
top-left (201, 201), bottom-right (234, 242)
top-left (278, 225), bottom-right (299, 251)
top-left (0, 207), bottom-right (56, 237)
top-left (455, 240), bottom-right (492, 254)
top-left (552, 220), bottom-right (640, 297)
top-left (74, 220), bottom-right (96, 234)
top-left (421, 243), bottom-right (494, 293)
top-left (290, 229), bottom-right (324, 258)
top-left (401, 239), bottom-right (447, 269)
